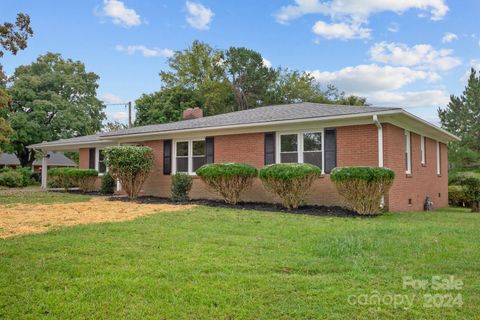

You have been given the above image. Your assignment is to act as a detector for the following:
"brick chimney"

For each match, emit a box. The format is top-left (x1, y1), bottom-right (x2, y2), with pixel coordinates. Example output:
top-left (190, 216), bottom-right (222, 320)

top-left (183, 107), bottom-right (203, 120)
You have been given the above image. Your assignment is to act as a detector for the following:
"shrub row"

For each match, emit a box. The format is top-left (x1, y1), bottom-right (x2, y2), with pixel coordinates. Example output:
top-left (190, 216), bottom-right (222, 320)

top-left (49, 168), bottom-right (98, 192)
top-left (195, 163), bottom-right (394, 214)
top-left (0, 167), bottom-right (37, 188)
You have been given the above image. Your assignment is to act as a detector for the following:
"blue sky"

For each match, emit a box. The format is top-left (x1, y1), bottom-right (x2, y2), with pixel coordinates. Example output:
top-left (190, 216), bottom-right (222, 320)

top-left (2, 0), bottom-right (480, 125)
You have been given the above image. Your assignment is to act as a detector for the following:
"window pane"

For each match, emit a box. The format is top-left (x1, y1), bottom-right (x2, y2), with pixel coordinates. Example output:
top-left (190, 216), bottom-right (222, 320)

top-left (176, 141), bottom-right (188, 156)
top-left (304, 152), bottom-right (322, 169)
top-left (193, 156), bottom-right (206, 172)
top-left (176, 157), bottom-right (188, 172)
top-left (280, 152), bottom-right (298, 163)
top-left (281, 134), bottom-right (297, 152)
top-left (192, 140), bottom-right (205, 156)
top-left (303, 132), bottom-right (322, 151)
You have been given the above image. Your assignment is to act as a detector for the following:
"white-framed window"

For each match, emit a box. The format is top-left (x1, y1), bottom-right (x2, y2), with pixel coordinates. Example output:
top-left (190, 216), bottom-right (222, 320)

top-left (420, 135), bottom-right (426, 165)
top-left (405, 130), bottom-right (411, 174)
top-left (436, 141), bottom-right (441, 176)
top-left (95, 148), bottom-right (107, 175)
top-left (276, 130), bottom-right (324, 172)
top-left (173, 139), bottom-right (206, 175)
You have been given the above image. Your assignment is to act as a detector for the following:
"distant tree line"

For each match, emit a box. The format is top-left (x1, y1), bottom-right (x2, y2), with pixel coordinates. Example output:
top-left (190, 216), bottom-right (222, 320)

top-left (135, 41), bottom-right (367, 126)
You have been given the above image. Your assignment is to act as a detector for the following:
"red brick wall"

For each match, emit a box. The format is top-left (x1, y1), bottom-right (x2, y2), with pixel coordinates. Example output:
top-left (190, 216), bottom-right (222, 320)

top-left (79, 124), bottom-right (449, 211)
top-left (79, 148), bottom-right (89, 169)
top-left (383, 124), bottom-right (448, 211)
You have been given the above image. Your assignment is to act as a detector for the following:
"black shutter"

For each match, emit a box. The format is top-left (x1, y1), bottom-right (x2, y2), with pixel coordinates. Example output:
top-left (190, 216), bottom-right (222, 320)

top-left (205, 137), bottom-right (214, 164)
top-left (324, 128), bottom-right (337, 174)
top-left (88, 148), bottom-right (96, 169)
top-left (163, 140), bottom-right (172, 175)
top-left (264, 132), bottom-right (276, 165)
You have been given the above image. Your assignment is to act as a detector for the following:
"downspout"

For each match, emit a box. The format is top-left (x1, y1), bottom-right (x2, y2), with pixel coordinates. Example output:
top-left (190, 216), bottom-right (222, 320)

top-left (373, 115), bottom-right (383, 167)
top-left (373, 115), bottom-right (385, 208)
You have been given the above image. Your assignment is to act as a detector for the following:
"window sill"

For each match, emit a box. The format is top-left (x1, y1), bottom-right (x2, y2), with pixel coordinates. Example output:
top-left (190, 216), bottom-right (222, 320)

top-left (437, 174), bottom-right (442, 177)
top-left (405, 173), bottom-right (413, 178)
top-left (421, 163), bottom-right (427, 167)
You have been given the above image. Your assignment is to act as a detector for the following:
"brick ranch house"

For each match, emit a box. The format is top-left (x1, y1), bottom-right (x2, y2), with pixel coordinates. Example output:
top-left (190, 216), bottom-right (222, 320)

top-left (29, 103), bottom-right (459, 211)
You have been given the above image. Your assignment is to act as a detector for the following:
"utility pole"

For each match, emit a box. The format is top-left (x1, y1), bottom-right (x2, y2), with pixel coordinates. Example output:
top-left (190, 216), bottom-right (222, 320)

top-left (128, 101), bottom-right (132, 128)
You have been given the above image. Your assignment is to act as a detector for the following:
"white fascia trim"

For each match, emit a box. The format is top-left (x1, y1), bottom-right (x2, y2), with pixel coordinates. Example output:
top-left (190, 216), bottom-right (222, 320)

top-left (28, 140), bottom-right (115, 150)
top-left (399, 110), bottom-right (460, 141)
top-left (100, 110), bottom-right (404, 140)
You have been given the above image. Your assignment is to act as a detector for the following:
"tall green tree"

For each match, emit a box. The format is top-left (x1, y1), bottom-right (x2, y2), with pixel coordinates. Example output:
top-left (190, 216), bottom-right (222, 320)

top-left (225, 47), bottom-right (277, 110)
top-left (438, 68), bottom-right (480, 169)
top-left (6, 52), bottom-right (105, 166)
top-left (0, 13), bottom-right (33, 152)
top-left (135, 87), bottom-right (201, 125)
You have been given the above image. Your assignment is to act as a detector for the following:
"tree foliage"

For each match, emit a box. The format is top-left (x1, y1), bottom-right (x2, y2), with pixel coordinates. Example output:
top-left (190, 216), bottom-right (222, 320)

top-left (438, 68), bottom-right (480, 169)
top-left (135, 41), bottom-right (367, 126)
top-left (0, 13), bottom-right (33, 152)
top-left (0, 13), bottom-right (33, 58)
top-left (5, 53), bottom-right (105, 166)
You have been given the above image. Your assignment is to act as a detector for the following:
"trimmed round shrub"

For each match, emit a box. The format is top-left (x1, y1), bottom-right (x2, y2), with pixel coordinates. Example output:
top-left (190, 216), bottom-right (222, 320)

top-left (259, 163), bottom-right (321, 209)
top-left (101, 172), bottom-right (116, 195)
top-left (330, 166), bottom-right (395, 215)
top-left (171, 172), bottom-right (193, 202)
top-left (196, 163), bottom-right (258, 204)
top-left (103, 146), bottom-right (154, 199)
top-left (14, 167), bottom-right (33, 187)
top-left (0, 170), bottom-right (24, 188)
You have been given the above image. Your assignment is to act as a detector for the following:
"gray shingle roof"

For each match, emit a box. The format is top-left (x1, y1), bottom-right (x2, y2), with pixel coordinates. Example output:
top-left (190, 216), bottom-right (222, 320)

top-left (0, 152), bottom-right (76, 166)
top-left (101, 102), bottom-right (400, 137)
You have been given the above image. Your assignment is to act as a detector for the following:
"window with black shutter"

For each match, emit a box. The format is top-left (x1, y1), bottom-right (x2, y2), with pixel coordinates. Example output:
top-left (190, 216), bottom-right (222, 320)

top-left (205, 137), bottom-right (214, 164)
top-left (264, 132), bottom-right (275, 165)
top-left (324, 128), bottom-right (337, 174)
top-left (163, 140), bottom-right (172, 175)
top-left (88, 148), bottom-right (96, 169)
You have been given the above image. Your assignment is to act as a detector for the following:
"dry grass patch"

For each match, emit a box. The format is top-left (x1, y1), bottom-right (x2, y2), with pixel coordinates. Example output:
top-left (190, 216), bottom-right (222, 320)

top-left (0, 197), bottom-right (194, 238)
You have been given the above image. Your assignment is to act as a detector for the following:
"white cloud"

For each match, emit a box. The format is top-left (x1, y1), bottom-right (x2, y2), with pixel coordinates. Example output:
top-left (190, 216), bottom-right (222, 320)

top-left (460, 59), bottom-right (480, 82)
top-left (276, 0), bottom-right (449, 24)
top-left (262, 58), bottom-right (272, 68)
top-left (387, 22), bottom-right (400, 32)
top-left (100, 93), bottom-right (124, 104)
top-left (185, 1), bottom-right (214, 30)
top-left (312, 21), bottom-right (370, 39)
top-left (308, 64), bottom-right (438, 93)
top-left (113, 111), bottom-right (129, 121)
top-left (115, 45), bottom-right (174, 57)
top-left (369, 42), bottom-right (462, 71)
top-left (100, 0), bottom-right (141, 27)
top-left (366, 90), bottom-right (449, 107)
top-left (441, 32), bottom-right (458, 43)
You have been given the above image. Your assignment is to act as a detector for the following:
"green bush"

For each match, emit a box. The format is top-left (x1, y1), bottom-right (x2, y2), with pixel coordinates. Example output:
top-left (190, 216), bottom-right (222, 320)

top-left (101, 172), bottom-right (116, 195)
top-left (330, 166), bottom-right (395, 215)
top-left (196, 163), bottom-right (258, 204)
top-left (171, 173), bottom-right (193, 202)
top-left (449, 170), bottom-right (480, 185)
top-left (0, 167), bottom-right (33, 187)
top-left (259, 163), bottom-right (321, 209)
top-left (459, 176), bottom-right (480, 212)
top-left (48, 168), bottom-right (98, 192)
top-left (0, 170), bottom-right (25, 188)
top-left (448, 185), bottom-right (469, 207)
top-left (70, 169), bottom-right (98, 193)
top-left (104, 146), bottom-right (154, 199)
top-left (49, 168), bottom-right (77, 191)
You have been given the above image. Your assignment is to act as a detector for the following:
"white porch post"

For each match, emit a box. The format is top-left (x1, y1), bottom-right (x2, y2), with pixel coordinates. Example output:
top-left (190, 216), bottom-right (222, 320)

top-left (41, 151), bottom-right (48, 189)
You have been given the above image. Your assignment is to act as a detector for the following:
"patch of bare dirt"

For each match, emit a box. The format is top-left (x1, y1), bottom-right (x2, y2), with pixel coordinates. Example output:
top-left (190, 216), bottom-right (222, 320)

top-left (0, 198), bottom-right (195, 239)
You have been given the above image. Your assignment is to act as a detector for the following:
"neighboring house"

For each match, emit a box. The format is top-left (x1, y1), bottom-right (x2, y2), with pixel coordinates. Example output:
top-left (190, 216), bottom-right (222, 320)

top-left (28, 103), bottom-right (459, 211)
top-left (0, 152), bottom-right (76, 172)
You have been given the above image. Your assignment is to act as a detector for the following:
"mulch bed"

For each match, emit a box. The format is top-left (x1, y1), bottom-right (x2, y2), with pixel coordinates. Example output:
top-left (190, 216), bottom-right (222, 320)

top-left (107, 195), bottom-right (365, 218)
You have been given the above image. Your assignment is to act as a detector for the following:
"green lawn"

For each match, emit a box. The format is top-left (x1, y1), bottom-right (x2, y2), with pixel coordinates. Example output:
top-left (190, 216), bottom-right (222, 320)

top-left (0, 193), bottom-right (479, 319)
